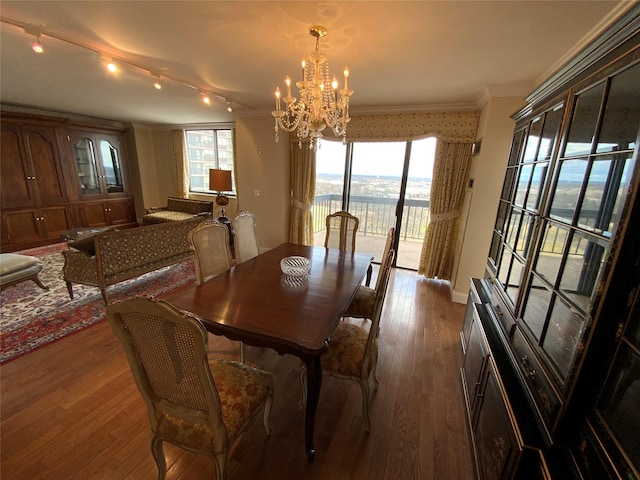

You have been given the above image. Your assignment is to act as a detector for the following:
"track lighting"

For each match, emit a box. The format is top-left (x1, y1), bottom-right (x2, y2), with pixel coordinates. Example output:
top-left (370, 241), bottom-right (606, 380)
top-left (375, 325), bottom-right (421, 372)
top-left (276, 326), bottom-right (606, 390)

top-left (9, 19), bottom-right (243, 112)
top-left (32, 35), bottom-right (43, 53)
top-left (23, 26), bottom-right (43, 53)
top-left (101, 55), bottom-right (117, 73)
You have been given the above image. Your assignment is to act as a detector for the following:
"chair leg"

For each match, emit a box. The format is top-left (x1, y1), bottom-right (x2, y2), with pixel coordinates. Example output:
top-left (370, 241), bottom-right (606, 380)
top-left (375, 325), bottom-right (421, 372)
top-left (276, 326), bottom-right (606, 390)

top-left (151, 436), bottom-right (167, 480)
top-left (358, 379), bottom-right (372, 433)
top-left (212, 451), bottom-right (228, 480)
top-left (32, 275), bottom-right (49, 290)
top-left (365, 264), bottom-right (373, 286)
top-left (372, 362), bottom-right (380, 390)
top-left (298, 363), bottom-right (307, 410)
top-left (65, 281), bottom-right (74, 299)
top-left (240, 341), bottom-right (245, 363)
top-left (263, 391), bottom-right (273, 435)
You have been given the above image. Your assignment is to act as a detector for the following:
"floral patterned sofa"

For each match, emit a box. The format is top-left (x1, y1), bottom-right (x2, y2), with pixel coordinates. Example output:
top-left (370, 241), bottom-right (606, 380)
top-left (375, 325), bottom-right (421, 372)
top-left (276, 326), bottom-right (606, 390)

top-left (141, 197), bottom-right (213, 225)
top-left (62, 217), bottom-right (203, 304)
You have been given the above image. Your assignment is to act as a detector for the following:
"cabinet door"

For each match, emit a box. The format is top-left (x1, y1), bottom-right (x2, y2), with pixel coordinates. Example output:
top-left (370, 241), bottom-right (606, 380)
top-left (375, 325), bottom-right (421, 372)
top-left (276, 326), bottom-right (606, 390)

top-left (104, 198), bottom-right (135, 225)
top-left (68, 131), bottom-right (102, 198)
top-left (40, 206), bottom-right (72, 239)
top-left (2, 209), bottom-right (42, 244)
top-left (474, 359), bottom-right (522, 479)
top-left (96, 134), bottom-right (126, 196)
top-left (22, 125), bottom-right (68, 206)
top-left (462, 308), bottom-right (490, 423)
top-left (79, 202), bottom-right (109, 227)
top-left (1, 123), bottom-right (37, 209)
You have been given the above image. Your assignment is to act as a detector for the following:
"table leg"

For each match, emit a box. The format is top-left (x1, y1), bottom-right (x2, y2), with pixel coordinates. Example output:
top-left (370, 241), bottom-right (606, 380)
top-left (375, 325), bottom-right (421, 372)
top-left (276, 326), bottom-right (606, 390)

top-left (304, 355), bottom-right (322, 462)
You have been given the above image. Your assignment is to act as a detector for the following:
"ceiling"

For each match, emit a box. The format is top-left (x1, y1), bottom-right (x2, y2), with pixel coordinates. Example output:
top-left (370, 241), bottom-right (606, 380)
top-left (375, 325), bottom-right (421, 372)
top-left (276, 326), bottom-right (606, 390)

top-left (0, 1), bottom-right (634, 126)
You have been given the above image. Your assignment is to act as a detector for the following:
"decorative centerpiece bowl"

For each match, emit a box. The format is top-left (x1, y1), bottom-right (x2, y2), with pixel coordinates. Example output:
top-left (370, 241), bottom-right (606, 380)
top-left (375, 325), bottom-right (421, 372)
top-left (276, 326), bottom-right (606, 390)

top-left (280, 256), bottom-right (311, 277)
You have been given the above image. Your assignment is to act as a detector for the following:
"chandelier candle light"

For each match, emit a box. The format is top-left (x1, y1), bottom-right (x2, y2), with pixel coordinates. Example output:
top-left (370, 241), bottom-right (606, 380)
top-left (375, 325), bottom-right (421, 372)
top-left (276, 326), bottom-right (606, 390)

top-left (272, 26), bottom-right (353, 150)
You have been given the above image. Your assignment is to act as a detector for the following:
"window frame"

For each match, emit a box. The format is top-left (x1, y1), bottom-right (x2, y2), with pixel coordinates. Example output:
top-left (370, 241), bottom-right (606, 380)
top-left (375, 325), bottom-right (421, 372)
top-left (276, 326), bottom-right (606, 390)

top-left (185, 127), bottom-right (236, 195)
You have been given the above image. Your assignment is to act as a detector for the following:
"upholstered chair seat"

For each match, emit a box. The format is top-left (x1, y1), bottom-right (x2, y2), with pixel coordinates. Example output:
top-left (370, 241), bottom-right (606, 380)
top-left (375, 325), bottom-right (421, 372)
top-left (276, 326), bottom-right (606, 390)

top-left (107, 296), bottom-right (273, 480)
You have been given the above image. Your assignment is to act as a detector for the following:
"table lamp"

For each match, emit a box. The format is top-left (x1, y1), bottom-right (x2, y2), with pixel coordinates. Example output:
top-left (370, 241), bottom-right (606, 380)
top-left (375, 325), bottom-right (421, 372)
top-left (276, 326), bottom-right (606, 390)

top-left (209, 169), bottom-right (232, 220)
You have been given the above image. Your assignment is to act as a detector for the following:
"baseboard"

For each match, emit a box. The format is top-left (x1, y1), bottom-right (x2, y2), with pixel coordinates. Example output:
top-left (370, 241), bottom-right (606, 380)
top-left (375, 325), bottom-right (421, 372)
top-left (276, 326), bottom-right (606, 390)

top-left (450, 286), bottom-right (469, 305)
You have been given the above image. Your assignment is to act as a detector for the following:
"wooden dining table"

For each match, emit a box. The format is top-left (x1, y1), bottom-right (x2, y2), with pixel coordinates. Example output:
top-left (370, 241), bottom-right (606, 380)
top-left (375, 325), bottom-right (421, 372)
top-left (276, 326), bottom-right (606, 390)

top-left (162, 242), bottom-right (373, 461)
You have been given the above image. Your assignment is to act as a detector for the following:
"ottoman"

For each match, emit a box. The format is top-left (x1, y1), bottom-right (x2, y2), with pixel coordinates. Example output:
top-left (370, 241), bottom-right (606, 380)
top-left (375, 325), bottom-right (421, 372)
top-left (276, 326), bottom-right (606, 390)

top-left (0, 253), bottom-right (49, 292)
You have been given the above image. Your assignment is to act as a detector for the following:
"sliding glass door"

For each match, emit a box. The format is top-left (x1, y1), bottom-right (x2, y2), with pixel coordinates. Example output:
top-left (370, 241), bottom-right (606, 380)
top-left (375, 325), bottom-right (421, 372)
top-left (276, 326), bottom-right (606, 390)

top-left (314, 137), bottom-right (435, 270)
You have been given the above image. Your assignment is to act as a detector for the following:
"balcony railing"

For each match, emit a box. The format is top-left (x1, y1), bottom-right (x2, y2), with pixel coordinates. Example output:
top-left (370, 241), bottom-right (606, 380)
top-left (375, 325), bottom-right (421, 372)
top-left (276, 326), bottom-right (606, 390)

top-left (313, 195), bottom-right (604, 257)
top-left (312, 194), bottom-right (430, 241)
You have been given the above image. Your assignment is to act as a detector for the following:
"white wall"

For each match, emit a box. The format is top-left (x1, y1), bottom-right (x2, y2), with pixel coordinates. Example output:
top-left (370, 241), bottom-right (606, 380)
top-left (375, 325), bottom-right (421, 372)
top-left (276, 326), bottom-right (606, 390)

top-left (450, 97), bottom-right (525, 303)
top-left (234, 115), bottom-right (290, 249)
top-left (130, 115), bottom-right (289, 250)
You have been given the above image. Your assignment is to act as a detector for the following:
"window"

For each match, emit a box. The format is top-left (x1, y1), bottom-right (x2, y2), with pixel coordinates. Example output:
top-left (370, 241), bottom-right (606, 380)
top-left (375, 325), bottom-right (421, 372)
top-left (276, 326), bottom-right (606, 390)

top-left (185, 129), bottom-right (236, 194)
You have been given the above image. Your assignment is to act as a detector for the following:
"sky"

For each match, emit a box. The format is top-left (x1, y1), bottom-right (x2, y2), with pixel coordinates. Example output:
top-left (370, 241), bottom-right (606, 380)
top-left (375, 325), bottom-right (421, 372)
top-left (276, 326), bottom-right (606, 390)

top-left (316, 137), bottom-right (436, 179)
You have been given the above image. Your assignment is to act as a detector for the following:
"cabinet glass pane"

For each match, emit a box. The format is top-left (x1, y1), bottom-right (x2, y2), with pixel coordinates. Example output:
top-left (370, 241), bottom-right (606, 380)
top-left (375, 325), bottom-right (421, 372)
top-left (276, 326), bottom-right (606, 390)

top-left (535, 222), bottom-right (569, 284)
top-left (578, 154), bottom-right (634, 234)
top-left (564, 82), bottom-right (606, 157)
top-left (73, 137), bottom-right (100, 195)
top-left (100, 140), bottom-right (123, 193)
top-left (508, 129), bottom-right (526, 166)
top-left (543, 296), bottom-right (585, 378)
top-left (501, 166), bottom-right (518, 204)
top-left (549, 159), bottom-right (588, 224)
top-left (515, 165), bottom-right (533, 206)
top-left (514, 212), bottom-right (535, 257)
top-left (526, 162), bottom-right (548, 211)
top-left (507, 257), bottom-right (525, 305)
top-left (505, 209), bottom-right (522, 250)
top-left (522, 275), bottom-right (552, 341)
top-left (489, 231), bottom-right (502, 268)
top-left (598, 343), bottom-right (640, 469)
top-left (498, 248), bottom-right (512, 288)
top-left (560, 231), bottom-right (606, 312)
top-left (596, 62), bottom-right (640, 153)
top-left (537, 104), bottom-right (564, 161)
top-left (523, 116), bottom-right (543, 162)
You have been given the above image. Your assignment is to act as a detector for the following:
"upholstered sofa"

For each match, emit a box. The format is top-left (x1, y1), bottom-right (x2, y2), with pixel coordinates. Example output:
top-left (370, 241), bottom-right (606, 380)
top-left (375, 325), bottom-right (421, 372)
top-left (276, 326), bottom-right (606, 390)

top-left (62, 217), bottom-right (203, 304)
top-left (141, 197), bottom-right (213, 225)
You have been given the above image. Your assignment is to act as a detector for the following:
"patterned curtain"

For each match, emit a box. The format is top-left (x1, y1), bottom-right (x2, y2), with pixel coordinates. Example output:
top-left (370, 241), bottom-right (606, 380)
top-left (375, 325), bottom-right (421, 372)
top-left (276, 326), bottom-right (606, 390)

top-left (171, 129), bottom-right (189, 198)
top-left (418, 141), bottom-right (474, 279)
top-left (288, 138), bottom-right (316, 245)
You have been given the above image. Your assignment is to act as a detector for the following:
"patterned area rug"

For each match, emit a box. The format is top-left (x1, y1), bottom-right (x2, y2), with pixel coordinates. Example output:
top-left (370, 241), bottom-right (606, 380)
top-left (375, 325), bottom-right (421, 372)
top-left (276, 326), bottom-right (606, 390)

top-left (0, 243), bottom-right (195, 364)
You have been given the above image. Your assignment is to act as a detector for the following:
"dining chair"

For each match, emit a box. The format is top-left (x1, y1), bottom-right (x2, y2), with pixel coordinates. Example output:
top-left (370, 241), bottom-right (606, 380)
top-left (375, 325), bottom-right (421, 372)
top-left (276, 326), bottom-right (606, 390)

top-left (188, 220), bottom-right (233, 285)
top-left (106, 296), bottom-right (274, 480)
top-left (343, 227), bottom-right (395, 323)
top-left (324, 210), bottom-right (359, 252)
top-left (188, 221), bottom-right (246, 361)
top-left (231, 211), bottom-right (260, 264)
top-left (324, 210), bottom-right (372, 285)
top-left (300, 247), bottom-right (395, 432)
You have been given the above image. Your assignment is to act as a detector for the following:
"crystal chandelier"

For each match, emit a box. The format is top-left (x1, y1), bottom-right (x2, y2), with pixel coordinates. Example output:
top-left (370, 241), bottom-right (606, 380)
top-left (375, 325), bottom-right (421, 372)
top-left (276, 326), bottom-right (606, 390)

top-left (272, 26), bottom-right (353, 150)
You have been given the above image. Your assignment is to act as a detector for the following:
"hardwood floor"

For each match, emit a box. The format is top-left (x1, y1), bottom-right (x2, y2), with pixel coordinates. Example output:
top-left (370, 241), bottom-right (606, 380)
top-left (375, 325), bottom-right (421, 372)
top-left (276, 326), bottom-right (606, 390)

top-left (0, 268), bottom-right (474, 479)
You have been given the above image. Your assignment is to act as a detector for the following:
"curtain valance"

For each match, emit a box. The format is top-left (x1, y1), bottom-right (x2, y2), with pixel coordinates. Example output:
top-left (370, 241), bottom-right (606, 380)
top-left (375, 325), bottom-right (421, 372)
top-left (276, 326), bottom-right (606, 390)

top-left (341, 111), bottom-right (480, 143)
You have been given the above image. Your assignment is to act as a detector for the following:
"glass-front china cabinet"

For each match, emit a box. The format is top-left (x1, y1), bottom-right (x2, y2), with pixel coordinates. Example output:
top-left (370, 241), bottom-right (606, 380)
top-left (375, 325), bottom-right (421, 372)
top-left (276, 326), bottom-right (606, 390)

top-left (461, 7), bottom-right (639, 479)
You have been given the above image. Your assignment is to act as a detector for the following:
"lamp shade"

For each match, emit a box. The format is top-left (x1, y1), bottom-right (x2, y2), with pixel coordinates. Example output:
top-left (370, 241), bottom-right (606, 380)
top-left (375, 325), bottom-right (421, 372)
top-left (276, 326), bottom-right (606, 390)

top-left (209, 169), bottom-right (232, 192)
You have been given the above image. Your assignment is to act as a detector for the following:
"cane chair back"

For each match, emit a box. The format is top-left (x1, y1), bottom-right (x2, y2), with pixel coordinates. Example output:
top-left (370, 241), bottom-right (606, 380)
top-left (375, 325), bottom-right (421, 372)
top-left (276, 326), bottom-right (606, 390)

top-left (106, 296), bottom-right (273, 480)
top-left (344, 227), bottom-right (395, 320)
top-left (324, 211), bottom-right (359, 252)
top-left (232, 211), bottom-right (260, 264)
top-left (300, 248), bottom-right (395, 431)
top-left (188, 221), bottom-right (232, 285)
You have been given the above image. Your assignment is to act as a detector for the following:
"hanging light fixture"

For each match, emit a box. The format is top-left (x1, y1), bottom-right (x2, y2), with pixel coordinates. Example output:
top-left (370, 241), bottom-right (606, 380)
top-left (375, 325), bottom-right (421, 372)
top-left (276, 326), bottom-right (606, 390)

top-left (272, 26), bottom-right (352, 150)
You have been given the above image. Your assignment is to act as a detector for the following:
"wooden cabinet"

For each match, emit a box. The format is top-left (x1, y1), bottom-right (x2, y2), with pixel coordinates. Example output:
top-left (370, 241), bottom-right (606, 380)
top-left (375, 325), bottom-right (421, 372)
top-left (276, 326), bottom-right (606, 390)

top-left (78, 199), bottom-right (135, 227)
top-left (1, 116), bottom-right (137, 252)
top-left (462, 8), bottom-right (640, 479)
top-left (461, 288), bottom-right (549, 480)
top-left (1, 122), bottom-right (68, 209)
